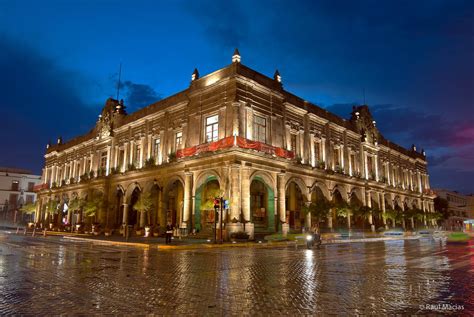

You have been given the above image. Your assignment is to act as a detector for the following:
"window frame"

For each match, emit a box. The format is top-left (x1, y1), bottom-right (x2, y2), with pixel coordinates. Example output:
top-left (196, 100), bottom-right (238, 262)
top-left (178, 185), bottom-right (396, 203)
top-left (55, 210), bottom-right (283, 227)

top-left (205, 115), bottom-right (219, 143)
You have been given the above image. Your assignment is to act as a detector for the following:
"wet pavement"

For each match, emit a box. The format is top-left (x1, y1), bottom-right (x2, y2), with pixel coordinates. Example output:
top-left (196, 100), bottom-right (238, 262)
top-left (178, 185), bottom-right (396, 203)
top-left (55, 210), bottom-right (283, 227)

top-left (0, 232), bottom-right (472, 315)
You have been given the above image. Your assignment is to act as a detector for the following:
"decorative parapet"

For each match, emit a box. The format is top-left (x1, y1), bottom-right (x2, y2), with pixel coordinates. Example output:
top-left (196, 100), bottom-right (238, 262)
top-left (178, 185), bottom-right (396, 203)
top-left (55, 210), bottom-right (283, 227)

top-left (176, 136), bottom-right (295, 159)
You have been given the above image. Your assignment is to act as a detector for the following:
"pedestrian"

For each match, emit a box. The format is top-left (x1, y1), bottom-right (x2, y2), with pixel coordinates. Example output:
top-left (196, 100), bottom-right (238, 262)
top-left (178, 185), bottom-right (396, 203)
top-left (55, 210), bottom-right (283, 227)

top-left (165, 222), bottom-right (173, 244)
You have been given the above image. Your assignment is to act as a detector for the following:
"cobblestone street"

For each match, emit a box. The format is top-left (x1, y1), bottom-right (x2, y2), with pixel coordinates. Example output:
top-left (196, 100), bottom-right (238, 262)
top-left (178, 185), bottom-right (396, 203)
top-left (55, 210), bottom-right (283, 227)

top-left (0, 232), bottom-right (472, 315)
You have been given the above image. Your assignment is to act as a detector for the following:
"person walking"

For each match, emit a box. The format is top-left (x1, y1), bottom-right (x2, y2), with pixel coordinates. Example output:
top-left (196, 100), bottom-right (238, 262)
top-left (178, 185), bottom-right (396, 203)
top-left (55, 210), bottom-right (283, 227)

top-left (165, 222), bottom-right (173, 244)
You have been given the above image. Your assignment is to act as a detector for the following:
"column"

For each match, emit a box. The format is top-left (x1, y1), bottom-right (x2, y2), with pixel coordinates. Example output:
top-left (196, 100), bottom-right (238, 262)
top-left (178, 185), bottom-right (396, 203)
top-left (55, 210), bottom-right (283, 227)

top-left (367, 191), bottom-right (375, 232)
top-left (122, 204), bottom-right (129, 237)
top-left (182, 172), bottom-right (193, 229)
top-left (228, 165), bottom-right (243, 232)
top-left (123, 142), bottom-right (129, 172)
top-left (277, 173), bottom-right (288, 236)
top-left (106, 146), bottom-right (111, 176)
top-left (241, 166), bottom-right (253, 238)
top-left (380, 192), bottom-right (388, 229)
top-left (374, 154), bottom-right (379, 182)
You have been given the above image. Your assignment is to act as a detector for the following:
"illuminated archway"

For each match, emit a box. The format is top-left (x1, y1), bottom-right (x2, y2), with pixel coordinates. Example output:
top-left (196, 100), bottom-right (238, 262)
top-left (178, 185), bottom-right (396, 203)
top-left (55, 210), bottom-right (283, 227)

top-left (250, 176), bottom-right (276, 233)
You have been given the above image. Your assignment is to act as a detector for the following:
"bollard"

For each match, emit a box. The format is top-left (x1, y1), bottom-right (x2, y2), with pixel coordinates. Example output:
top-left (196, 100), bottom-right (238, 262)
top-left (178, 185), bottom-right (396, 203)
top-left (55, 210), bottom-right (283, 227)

top-left (16, 227), bottom-right (19, 234)
top-left (32, 228), bottom-right (36, 237)
top-left (24, 228), bottom-right (27, 235)
top-left (43, 229), bottom-right (47, 237)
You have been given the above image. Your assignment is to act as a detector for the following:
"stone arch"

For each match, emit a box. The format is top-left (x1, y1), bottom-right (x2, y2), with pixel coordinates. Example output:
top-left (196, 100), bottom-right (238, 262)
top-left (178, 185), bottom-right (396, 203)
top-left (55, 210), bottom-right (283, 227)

top-left (142, 179), bottom-right (164, 193)
top-left (249, 174), bottom-right (276, 233)
top-left (331, 184), bottom-right (349, 202)
top-left (193, 172), bottom-right (221, 232)
top-left (250, 170), bottom-right (277, 195)
top-left (125, 182), bottom-right (143, 204)
top-left (348, 186), bottom-right (364, 205)
top-left (309, 180), bottom-right (331, 201)
top-left (163, 175), bottom-right (186, 228)
top-left (194, 170), bottom-right (221, 195)
top-left (285, 176), bottom-right (309, 198)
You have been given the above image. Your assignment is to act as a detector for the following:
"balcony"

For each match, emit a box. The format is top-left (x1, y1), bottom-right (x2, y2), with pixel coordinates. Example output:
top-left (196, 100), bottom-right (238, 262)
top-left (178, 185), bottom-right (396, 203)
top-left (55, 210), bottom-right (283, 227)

top-left (176, 136), bottom-right (295, 160)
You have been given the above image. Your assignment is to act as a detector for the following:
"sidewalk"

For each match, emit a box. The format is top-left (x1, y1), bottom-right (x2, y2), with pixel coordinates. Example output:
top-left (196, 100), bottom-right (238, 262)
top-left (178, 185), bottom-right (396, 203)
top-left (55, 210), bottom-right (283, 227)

top-left (2, 229), bottom-right (425, 250)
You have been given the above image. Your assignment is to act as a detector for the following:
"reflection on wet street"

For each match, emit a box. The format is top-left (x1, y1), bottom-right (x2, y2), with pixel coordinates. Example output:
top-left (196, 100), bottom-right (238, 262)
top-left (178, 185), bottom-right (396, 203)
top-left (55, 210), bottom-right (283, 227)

top-left (0, 233), bottom-right (472, 315)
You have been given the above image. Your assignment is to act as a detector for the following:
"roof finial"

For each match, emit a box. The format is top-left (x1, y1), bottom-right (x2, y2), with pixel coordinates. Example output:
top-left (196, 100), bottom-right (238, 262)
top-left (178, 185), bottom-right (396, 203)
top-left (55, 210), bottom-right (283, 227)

top-left (191, 68), bottom-right (199, 81)
top-left (232, 48), bottom-right (241, 63)
top-left (274, 69), bottom-right (281, 83)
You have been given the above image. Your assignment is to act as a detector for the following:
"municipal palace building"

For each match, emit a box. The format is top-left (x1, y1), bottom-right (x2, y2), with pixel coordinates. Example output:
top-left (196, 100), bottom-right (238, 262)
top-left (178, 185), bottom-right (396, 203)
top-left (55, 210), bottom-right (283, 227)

top-left (34, 50), bottom-right (436, 238)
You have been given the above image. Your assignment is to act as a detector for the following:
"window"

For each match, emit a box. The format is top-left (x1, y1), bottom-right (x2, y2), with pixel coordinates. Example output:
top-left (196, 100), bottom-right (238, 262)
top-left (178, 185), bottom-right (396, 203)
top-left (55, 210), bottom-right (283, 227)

top-left (100, 151), bottom-right (108, 170)
top-left (350, 154), bottom-right (356, 173)
top-left (333, 148), bottom-right (340, 166)
top-left (175, 132), bottom-right (183, 149)
top-left (119, 149), bottom-right (125, 170)
top-left (135, 145), bottom-right (141, 166)
top-left (253, 115), bottom-right (266, 143)
top-left (9, 194), bottom-right (18, 209)
top-left (291, 134), bottom-right (297, 153)
top-left (314, 142), bottom-right (321, 161)
top-left (26, 195), bottom-right (34, 204)
top-left (27, 182), bottom-right (34, 192)
top-left (367, 155), bottom-right (374, 176)
top-left (11, 181), bottom-right (19, 191)
top-left (154, 138), bottom-right (161, 161)
top-left (205, 115), bottom-right (219, 143)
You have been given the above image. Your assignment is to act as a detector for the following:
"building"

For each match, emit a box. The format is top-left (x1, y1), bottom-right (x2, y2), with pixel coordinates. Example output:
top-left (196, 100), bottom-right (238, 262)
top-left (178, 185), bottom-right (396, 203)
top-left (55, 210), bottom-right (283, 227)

top-left (0, 167), bottom-right (41, 223)
top-left (434, 189), bottom-right (473, 231)
top-left (34, 50), bottom-right (436, 237)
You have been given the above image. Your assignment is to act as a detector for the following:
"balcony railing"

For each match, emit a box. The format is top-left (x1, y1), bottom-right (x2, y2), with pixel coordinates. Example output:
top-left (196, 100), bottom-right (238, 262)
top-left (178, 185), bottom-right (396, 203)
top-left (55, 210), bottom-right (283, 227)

top-left (176, 136), bottom-right (295, 159)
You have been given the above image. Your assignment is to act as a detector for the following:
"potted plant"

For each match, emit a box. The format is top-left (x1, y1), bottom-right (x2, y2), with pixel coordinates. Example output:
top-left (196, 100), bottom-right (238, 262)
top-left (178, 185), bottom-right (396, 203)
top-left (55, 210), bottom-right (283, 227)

top-left (135, 227), bottom-right (144, 236)
top-left (168, 152), bottom-right (177, 162)
top-left (152, 226), bottom-right (161, 237)
top-left (145, 157), bottom-right (156, 168)
top-left (230, 231), bottom-right (249, 242)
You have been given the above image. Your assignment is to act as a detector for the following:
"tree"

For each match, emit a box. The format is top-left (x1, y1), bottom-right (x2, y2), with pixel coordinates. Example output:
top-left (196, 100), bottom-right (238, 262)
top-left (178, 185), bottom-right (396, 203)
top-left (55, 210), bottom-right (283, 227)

top-left (83, 192), bottom-right (103, 223)
top-left (434, 197), bottom-right (449, 220)
top-left (68, 197), bottom-right (86, 212)
top-left (20, 202), bottom-right (36, 223)
top-left (353, 205), bottom-right (372, 230)
top-left (302, 199), bottom-right (332, 229)
top-left (133, 191), bottom-right (153, 227)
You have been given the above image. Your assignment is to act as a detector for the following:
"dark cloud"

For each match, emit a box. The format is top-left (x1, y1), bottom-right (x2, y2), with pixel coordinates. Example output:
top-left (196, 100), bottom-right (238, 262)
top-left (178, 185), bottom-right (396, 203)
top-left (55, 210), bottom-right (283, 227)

top-left (0, 35), bottom-right (97, 173)
top-left (120, 81), bottom-right (161, 112)
top-left (184, 0), bottom-right (249, 50)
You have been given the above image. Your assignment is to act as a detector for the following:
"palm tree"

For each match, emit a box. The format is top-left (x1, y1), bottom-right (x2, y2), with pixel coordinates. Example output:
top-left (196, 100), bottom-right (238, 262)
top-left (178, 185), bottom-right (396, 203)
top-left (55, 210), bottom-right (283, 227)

top-left (68, 197), bottom-right (86, 228)
top-left (133, 191), bottom-right (153, 228)
top-left (20, 202), bottom-right (36, 224)
top-left (383, 209), bottom-right (397, 228)
top-left (302, 199), bottom-right (332, 230)
top-left (334, 201), bottom-right (352, 229)
top-left (84, 192), bottom-right (103, 225)
top-left (353, 205), bottom-right (373, 232)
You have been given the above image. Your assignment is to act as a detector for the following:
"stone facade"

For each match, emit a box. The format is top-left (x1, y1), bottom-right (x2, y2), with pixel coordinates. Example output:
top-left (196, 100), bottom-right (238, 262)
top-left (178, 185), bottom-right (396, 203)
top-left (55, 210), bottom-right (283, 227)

top-left (35, 51), bottom-right (436, 237)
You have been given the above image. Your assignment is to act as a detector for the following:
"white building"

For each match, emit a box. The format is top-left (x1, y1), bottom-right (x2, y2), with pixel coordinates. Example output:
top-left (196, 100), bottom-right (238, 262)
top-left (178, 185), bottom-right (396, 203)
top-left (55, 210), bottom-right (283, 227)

top-left (0, 167), bottom-right (41, 223)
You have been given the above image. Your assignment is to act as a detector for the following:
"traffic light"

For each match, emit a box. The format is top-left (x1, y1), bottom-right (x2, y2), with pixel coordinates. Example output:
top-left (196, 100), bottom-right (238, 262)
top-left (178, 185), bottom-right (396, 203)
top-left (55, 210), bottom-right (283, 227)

top-left (224, 200), bottom-right (229, 209)
top-left (213, 198), bottom-right (220, 209)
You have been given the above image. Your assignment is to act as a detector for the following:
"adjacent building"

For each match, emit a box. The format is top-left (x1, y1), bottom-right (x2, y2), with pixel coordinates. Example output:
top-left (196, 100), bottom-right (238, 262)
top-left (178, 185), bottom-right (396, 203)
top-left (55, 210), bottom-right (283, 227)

top-left (434, 189), bottom-right (474, 231)
top-left (34, 50), bottom-right (436, 237)
top-left (0, 167), bottom-right (41, 223)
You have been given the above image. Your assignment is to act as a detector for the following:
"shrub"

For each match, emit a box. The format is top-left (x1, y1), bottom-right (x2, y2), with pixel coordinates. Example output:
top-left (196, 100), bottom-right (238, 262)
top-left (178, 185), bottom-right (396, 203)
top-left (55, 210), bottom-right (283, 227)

top-left (230, 231), bottom-right (249, 240)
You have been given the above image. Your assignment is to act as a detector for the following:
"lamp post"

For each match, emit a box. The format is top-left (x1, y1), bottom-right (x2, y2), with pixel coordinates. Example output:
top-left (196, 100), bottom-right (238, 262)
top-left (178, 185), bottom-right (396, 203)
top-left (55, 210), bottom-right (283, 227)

top-left (214, 197), bottom-right (219, 244)
top-left (220, 197), bottom-right (224, 244)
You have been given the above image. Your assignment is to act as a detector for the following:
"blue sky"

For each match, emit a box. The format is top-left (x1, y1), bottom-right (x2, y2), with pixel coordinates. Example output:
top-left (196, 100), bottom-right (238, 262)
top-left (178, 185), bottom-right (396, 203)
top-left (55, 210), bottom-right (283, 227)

top-left (0, 0), bottom-right (472, 193)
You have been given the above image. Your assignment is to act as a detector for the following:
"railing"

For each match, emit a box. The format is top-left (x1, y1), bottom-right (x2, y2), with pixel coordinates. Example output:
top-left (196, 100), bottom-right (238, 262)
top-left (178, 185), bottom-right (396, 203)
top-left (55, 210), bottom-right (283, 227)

top-left (176, 136), bottom-right (294, 159)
